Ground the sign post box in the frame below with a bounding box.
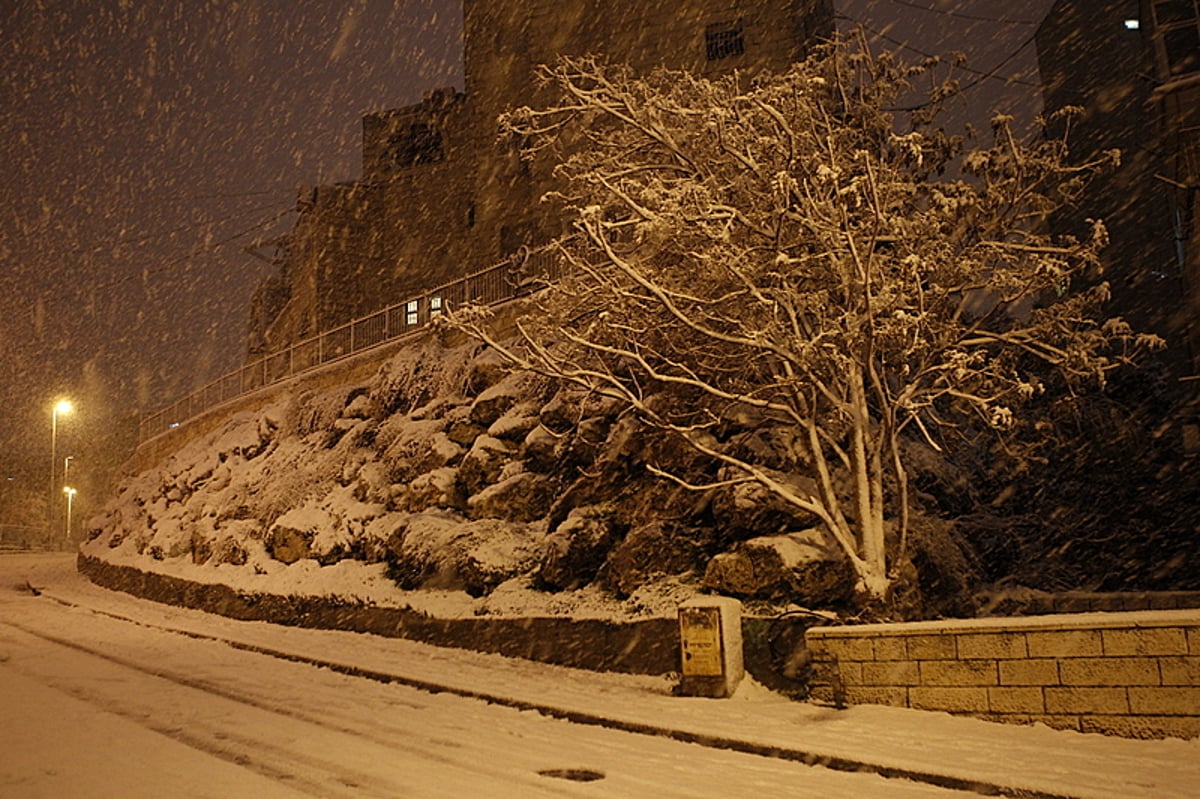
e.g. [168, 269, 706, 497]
[678, 596, 744, 698]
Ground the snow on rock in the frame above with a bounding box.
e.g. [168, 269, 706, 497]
[467, 471, 557, 522]
[604, 520, 710, 598]
[537, 503, 620, 591]
[702, 529, 855, 605]
[81, 337, 962, 621]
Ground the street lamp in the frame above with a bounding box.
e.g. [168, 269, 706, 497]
[63, 486, 77, 541]
[49, 399, 74, 544]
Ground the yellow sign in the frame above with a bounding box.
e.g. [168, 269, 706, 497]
[680, 606, 724, 677]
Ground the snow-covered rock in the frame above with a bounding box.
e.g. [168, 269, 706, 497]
[603, 521, 709, 598]
[467, 471, 557, 523]
[537, 504, 620, 591]
[701, 529, 855, 605]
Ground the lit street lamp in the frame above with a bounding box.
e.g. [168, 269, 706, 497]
[49, 399, 73, 545]
[63, 486, 77, 541]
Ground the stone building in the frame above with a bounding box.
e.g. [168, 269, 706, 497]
[247, 0, 834, 358]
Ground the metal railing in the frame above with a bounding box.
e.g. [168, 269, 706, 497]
[139, 244, 563, 443]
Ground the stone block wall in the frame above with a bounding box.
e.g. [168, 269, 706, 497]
[807, 610, 1200, 740]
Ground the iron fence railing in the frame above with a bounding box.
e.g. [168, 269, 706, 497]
[138, 244, 564, 443]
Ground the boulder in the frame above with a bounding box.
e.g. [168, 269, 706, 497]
[268, 525, 313, 564]
[458, 435, 514, 494]
[521, 424, 559, 471]
[395, 467, 465, 513]
[467, 471, 557, 523]
[603, 521, 708, 597]
[385, 512, 540, 596]
[537, 504, 620, 590]
[453, 518, 543, 597]
[446, 418, 485, 447]
[212, 535, 249, 566]
[710, 469, 822, 542]
[487, 402, 541, 442]
[469, 383, 519, 427]
[701, 528, 855, 605]
[464, 346, 509, 396]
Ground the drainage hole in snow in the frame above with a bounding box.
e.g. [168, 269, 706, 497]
[537, 768, 606, 782]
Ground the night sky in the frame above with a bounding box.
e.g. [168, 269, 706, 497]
[0, 0, 1050, 512]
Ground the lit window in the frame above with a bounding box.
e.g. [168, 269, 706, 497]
[1124, 18, 1140, 29]
[429, 296, 443, 317]
[405, 300, 419, 326]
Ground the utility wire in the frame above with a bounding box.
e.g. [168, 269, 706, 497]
[880, 0, 1041, 26]
[92, 204, 296, 293]
[71, 199, 290, 256]
[839, 14, 1041, 89]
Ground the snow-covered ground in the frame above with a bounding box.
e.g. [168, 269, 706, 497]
[3, 553, 1200, 799]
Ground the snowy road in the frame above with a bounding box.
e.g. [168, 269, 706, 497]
[0, 554, 972, 798]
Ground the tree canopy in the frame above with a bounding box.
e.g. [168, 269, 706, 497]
[452, 36, 1162, 601]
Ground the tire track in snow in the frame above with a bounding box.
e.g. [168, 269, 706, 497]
[0, 620, 591, 799]
[32, 589, 1079, 799]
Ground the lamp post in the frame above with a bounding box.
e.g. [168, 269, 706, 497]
[49, 399, 73, 546]
[63, 486, 77, 542]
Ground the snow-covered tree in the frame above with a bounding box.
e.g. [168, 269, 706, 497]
[451, 36, 1162, 602]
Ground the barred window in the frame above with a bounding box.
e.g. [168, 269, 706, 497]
[405, 299, 419, 326]
[706, 20, 745, 61]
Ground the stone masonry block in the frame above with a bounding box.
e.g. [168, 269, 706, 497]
[1028, 714, 1082, 732]
[988, 686, 1046, 714]
[835, 660, 864, 686]
[872, 637, 907, 661]
[1081, 714, 1200, 740]
[956, 632, 1028, 660]
[1027, 629, 1103, 658]
[861, 660, 920, 686]
[844, 686, 908, 706]
[1159, 656, 1200, 686]
[1127, 687, 1200, 716]
[906, 634, 956, 660]
[1188, 628, 1200, 655]
[813, 635, 875, 662]
[1045, 687, 1129, 715]
[909, 687, 989, 713]
[1059, 657, 1161, 687]
[999, 658, 1060, 687]
[919, 659, 998, 687]
[1102, 628, 1189, 657]
[809, 656, 858, 688]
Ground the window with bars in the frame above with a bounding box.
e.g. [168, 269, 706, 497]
[705, 20, 744, 61]
[405, 299, 419, 326]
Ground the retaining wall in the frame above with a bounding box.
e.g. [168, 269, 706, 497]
[806, 610, 1200, 740]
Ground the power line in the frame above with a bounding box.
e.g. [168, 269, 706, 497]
[72, 199, 290, 256]
[880, 0, 1041, 26]
[839, 14, 1041, 89]
[91, 204, 296, 294]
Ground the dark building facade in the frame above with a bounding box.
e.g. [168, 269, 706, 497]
[247, 0, 834, 358]
[1036, 0, 1199, 381]
[1037, 2, 1183, 360]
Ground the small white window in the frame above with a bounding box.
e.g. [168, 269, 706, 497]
[429, 296, 443, 317]
[1124, 18, 1140, 30]
[405, 299, 419, 326]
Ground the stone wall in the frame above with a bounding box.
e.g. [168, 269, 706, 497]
[255, 0, 836, 352]
[807, 611, 1200, 740]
